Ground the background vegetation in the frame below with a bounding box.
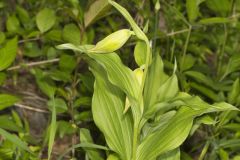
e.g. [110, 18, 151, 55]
[0, 0, 240, 159]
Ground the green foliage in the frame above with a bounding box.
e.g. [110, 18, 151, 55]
[36, 8, 56, 33]
[0, 0, 240, 159]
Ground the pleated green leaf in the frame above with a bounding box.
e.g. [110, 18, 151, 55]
[88, 52, 140, 106]
[144, 54, 168, 113]
[90, 61, 133, 160]
[137, 107, 195, 160]
[156, 74, 179, 102]
[173, 92, 238, 113]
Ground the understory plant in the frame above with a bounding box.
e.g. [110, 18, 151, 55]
[57, 1, 238, 159]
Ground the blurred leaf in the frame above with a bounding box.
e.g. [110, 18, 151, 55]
[186, 0, 199, 22]
[57, 121, 76, 138]
[73, 97, 91, 108]
[134, 40, 147, 67]
[0, 94, 19, 110]
[16, 5, 30, 26]
[109, 0, 147, 40]
[62, 23, 81, 45]
[0, 115, 23, 132]
[228, 78, 240, 104]
[107, 154, 120, 160]
[0, 72, 6, 85]
[6, 15, 20, 33]
[80, 128, 104, 160]
[23, 42, 42, 57]
[79, 72, 94, 92]
[36, 8, 56, 33]
[48, 97, 57, 160]
[47, 98, 68, 113]
[84, 0, 110, 27]
[222, 123, 240, 131]
[189, 82, 220, 101]
[221, 54, 240, 80]
[0, 32, 5, 44]
[199, 17, 232, 24]
[11, 110, 23, 128]
[59, 54, 77, 73]
[218, 139, 240, 148]
[181, 54, 196, 71]
[233, 156, 240, 160]
[58, 143, 109, 160]
[45, 29, 62, 42]
[0, 37, 18, 71]
[157, 148, 180, 160]
[205, 0, 231, 16]
[48, 69, 71, 82]
[32, 69, 56, 98]
[74, 111, 92, 121]
[181, 152, 193, 160]
[0, 128, 32, 153]
[184, 71, 216, 90]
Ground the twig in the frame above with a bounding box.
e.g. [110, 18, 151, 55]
[180, 25, 192, 72]
[18, 37, 40, 44]
[7, 58, 60, 71]
[166, 28, 190, 36]
[14, 103, 49, 113]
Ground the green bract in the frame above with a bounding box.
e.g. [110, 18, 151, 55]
[89, 29, 133, 53]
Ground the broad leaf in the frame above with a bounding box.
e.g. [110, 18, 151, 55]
[137, 107, 195, 160]
[6, 15, 20, 32]
[186, 0, 199, 22]
[88, 52, 142, 117]
[62, 23, 81, 45]
[84, 0, 110, 27]
[144, 54, 168, 114]
[0, 37, 18, 71]
[36, 8, 56, 33]
[0, 94, 19, 110]
[90, 61, 133, 160]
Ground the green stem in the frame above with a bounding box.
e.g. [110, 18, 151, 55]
[199, 141, 210, 160]
[132, 123, 139, 160]
[180, 26, 192, 72]
[217, 24, 227, 79]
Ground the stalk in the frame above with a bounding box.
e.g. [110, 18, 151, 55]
[132, 123, 139, 160]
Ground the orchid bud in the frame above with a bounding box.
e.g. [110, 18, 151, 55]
[89, 29, 133, 53]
